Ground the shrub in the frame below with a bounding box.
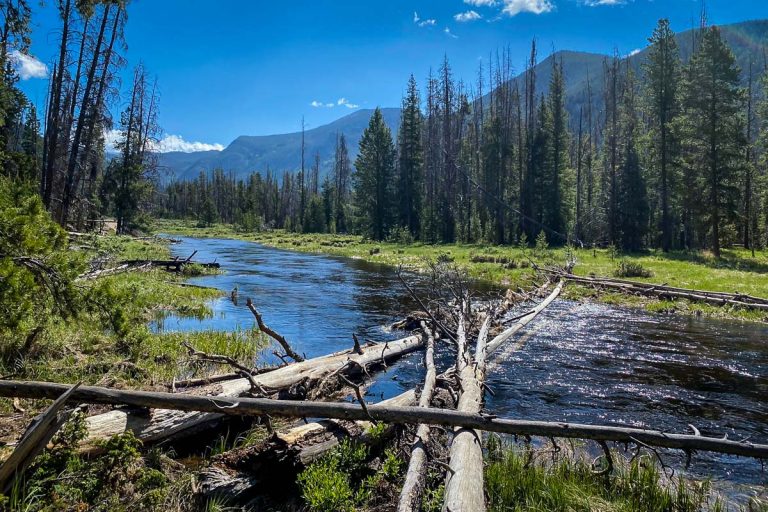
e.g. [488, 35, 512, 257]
[614, 259, 654, 278]
[298, 457, 356, 512]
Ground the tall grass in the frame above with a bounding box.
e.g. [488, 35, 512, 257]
[485, 439, 727, 512]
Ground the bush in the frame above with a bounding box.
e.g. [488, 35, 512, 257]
[298, 455, 356, 512]
[614, 259, 654, 278]
[388, 226, 415, 245]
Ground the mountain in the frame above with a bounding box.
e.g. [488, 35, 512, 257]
[159, 19, 767, 183]
[158, 108, 401, 182]
[498, 19, 768, 131]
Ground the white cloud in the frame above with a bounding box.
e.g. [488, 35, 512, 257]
[413, 11, 436, 27]
[628, 48, 642, 57]
[337, 97, 359, 108]
[501, 0, 554, 16]
[311, 98, 359, 109]
[156, 134, 225, 153]
[584, 0, 626, 5]
[103, 129, 225, 153]
[10, 50, 48, 80]
[454, 10, 482, 22]
[464, 0, 498, 6]
[444, 27, 459, 39]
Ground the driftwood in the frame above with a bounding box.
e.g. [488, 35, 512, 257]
[198, 390, 418, 501]
[397, 324, 438, 512]
[79, 335, 421, 446]
[549, 270, 768, 311]
[0, 383, 80, 491]
[76, 262, 152, 281]
[245, 298, 305, 362]
[1, 381, 765, 459]
[118, 259, 221, 271]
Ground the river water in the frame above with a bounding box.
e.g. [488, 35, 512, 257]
[157, 236, 767, 501]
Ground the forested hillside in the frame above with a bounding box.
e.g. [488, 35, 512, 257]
[160, 19, 768, 257]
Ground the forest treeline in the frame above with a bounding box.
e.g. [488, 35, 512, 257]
[1, 0, 159, 234]
[161, 20, 768, 256]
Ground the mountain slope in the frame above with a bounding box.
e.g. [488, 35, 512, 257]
[159, 19, 766, 183]
[159, 108, 400, 182]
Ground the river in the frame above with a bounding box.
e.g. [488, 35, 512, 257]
[156, 236, 767, 502]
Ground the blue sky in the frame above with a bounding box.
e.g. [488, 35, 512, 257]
[16, 0, 768, 152]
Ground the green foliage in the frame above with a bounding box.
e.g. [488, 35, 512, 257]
[396, 74, 424, 238]
[353, 108, 397, 241]
[534, 230, 549, 257]
[0, 178, 85, 344]
[297, 438, 404, 512]
[486, 442, 723, 512]
[614, 259, 654, 278]
[14, 415, 171, 512]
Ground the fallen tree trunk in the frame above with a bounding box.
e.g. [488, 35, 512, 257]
[198, 390, 418, 501]
[443, 311, 491, 512]
[118, 259, 221, 271]
[72, 335, 422, 446]
[76, 262, 153, 281]
[1, 381, 765, 458]
[397, 324, 438, 512]
[0, 383, 80, 491]
[549, 271, 768, 311]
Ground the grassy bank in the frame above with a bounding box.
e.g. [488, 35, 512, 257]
[154, 219, 768, 322]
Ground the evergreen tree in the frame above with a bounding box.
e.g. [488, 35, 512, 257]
[618, 69, 649, 251]
[332, 133, 351, 233]
[353, 108, 396, 240]
[680, 27, 745, 257]
[543, 59, 569, 238]
[644, 18, 681, 251]
[396, 74, 424, 238]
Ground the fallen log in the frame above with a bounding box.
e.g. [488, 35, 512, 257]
[198, 390, 418, 501]
[1, 381, 765, 458]
[118, 259, 221, 270]
[548, 271, 768, 311]
[77, 262, 152, 281]
[443, 310, 490, 512]
[0, 383, 80, 491]
[397, 324, 438, 512]
[79, 334, 421, 446]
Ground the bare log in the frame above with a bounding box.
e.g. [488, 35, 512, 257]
[397, 324, 438, 512]
[548, 271, 768, 310]
[80, 334, 421, 446]
[246, 298, 305, 362]
[0, 383, 80, 491]
[1, 381, 765, 458]
[487, 280, 564, 354]
[443, 311, 491, 512]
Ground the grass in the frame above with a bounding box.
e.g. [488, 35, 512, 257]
[484, 439, 768, 512]
[0, 233, 268, 417]
[154, 219, 768, 322]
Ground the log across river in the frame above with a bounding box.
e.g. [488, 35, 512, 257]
[155, 236, 767, 496]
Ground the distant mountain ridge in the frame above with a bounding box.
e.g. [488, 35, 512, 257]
[158, 19, 767, 183]
[158, 108, 401, 182]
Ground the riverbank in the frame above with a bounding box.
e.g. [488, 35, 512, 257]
[154, 219, 768, 322]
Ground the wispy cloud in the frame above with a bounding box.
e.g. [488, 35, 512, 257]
[454, 10, 482, 22]
[413, 11, 436, 27]
[628, 48, 642, 57]
[10, 50, 48, 80]
[444, 27, 459, 39]
[310, 98, 359, 109]
[501, 0, 554, 16]
[464, 0, 498, 6]
[584, 0, 626, 5]
[104, 129, 225, 153]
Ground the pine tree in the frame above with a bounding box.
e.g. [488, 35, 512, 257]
[543, 58, 569, 239]
[353, 108, 396, 240]
[332, 133, 351, 233]
[396, 74, 424, 238]
[618, 69, 649, 252]
[644, 18, 681, 251]
[680, 27, 745, 257]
